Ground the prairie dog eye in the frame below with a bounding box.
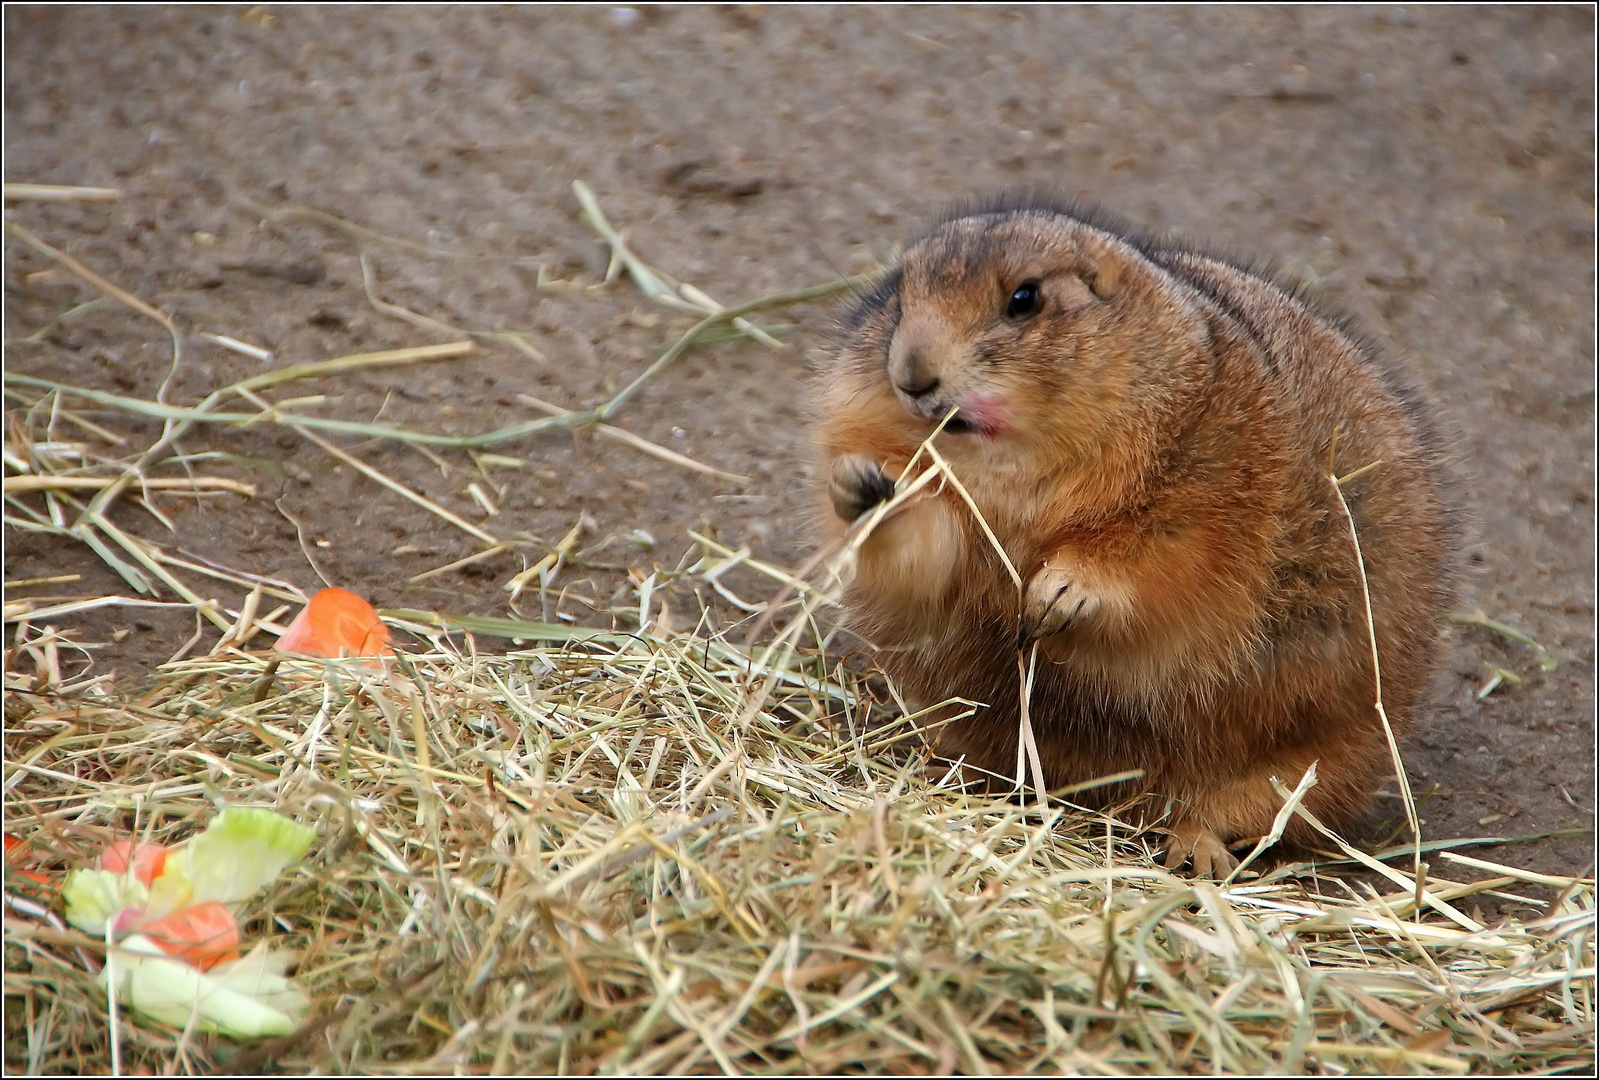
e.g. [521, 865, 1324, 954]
[1006, 281, 1043, 319]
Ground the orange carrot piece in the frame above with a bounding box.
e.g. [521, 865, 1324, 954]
[4, 834, 53, 887]
[140, 901, 242, 971]
[99, 840, 169, 887]
[276, 587, 393, 659]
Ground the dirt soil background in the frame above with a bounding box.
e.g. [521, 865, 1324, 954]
[5, 6, 1594, 880]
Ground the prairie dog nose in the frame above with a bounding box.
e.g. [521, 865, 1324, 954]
[893, 348, 940, 397]
[888, 315, 953, 398]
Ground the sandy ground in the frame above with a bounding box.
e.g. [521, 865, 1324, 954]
[5, 6, 1593, 880]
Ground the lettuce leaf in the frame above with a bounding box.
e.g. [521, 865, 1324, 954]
[104, 935, 309, 1038]
[145, 846, 194, 919]
[62, 869, 149, 936]
[183, 808, 316, 906]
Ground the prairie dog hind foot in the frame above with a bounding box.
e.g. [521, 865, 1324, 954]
[1159, 818, 1240, 879]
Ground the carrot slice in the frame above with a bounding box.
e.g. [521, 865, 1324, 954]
[4, 834, 53, 887]
[276, 587, 393, 659]
[99, 840, 169, 887]
[139, 900, 242, 970]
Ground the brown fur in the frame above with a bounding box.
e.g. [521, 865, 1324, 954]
[812, 199, 1452, 875]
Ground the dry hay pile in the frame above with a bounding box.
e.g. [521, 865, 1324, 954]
[4, 182, 1594, 1075]
[6, 633, 1593, 1075]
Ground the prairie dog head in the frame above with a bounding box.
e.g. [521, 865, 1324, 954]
[830, 207, 1213, 477]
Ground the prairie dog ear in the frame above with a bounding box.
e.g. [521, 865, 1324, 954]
[1047, 272, 1097, 313]
[1075, 242, 1123, 301]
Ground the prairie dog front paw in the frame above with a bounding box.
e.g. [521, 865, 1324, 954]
[1018, 562, 1103, 646]
[830, 455, 896, 523]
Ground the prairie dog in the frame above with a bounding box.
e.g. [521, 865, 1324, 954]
[815, 196, 1451, 875]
